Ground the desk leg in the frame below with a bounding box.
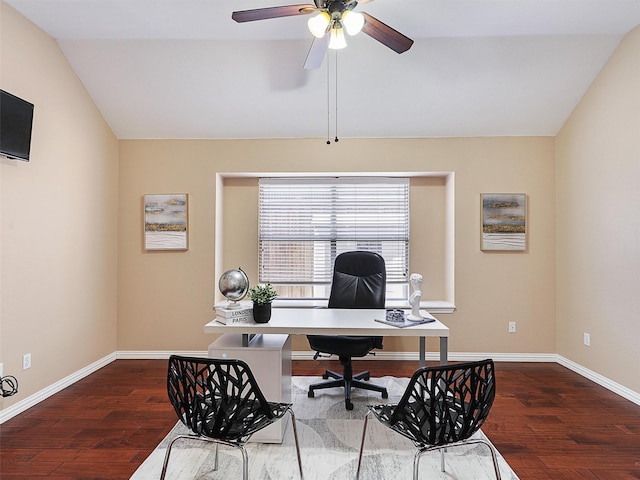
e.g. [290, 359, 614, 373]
[419, 337, 426, 368]
[242, 333, 261, 347]
[440, 337, 448, 365]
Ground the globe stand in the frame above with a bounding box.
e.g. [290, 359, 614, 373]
[225, 300, 243, 309]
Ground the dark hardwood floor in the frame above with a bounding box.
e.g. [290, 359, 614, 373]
[1, 360, 639, 479]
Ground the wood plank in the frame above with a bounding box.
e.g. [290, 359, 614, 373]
[0, 359, 638, 479]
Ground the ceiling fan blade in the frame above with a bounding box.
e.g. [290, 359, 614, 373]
[361, 12, 413, 54]
[232, 4, 316, 23]
[304, 34, 330, 69]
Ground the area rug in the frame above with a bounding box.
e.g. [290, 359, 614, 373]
[131, 376, 519, 479]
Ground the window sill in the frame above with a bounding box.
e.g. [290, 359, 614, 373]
[273, 299, 456, 314]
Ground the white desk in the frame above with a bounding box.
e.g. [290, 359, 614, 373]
[204, 308, 449, 367]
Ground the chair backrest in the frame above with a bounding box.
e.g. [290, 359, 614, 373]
[390, 359, 495, 446]
[328, 251, 386, 309]
[167, 355, 273, 441]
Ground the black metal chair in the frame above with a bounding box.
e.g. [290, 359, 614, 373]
[162, 355, 303, 480]
[307, 251, 389, 410]
[356, 359, 500, 480]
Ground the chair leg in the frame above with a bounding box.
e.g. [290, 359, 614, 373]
[160, 433, 252, 480]
[344, 377, 354, 410]
[477, 439, 502, 480]
[351, 378, 388, 397]
[239, 445, 249, 480]
[409, 439, 501, 480]
[323, 369, 342, 380]
[413, 449, 423, 480]
[160, 434, 184, 480]
[160, 434, 218, 480]
[287, 407, 304, 479]
[429, 439, 501, 480]
[355, 411, 371, 480]
[308, 378, 346, 395]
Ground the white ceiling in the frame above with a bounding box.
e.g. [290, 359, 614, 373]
[6, 0, 640, 139]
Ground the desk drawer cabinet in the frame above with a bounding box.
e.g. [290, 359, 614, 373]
[207, 333, 292, 443]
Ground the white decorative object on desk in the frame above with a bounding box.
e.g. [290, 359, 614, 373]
[407, 273, 423, 321]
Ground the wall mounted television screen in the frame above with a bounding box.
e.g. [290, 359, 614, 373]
[1, 89, 34, 162]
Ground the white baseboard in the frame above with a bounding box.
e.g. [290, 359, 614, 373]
[557, 355, 640, 406]
[2, 350, 637, 425]
[116, 350, 208, 360]
[0, 353, 117, 424]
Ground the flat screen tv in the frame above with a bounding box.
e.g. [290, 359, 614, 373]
[1, 89, 34, 162]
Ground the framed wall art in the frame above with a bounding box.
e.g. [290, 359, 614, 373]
[481, 193, 526, 251]
[144, 194, 189, 251]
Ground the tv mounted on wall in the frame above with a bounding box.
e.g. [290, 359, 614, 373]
[1, 89, 34, 162]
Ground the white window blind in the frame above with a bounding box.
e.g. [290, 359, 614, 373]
[258, 177, 409, 287]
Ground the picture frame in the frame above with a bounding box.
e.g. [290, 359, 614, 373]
[144, 194, 189, 251]
[481, 193, 526, 251]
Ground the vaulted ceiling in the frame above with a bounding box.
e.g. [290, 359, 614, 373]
[6, 0, 640, 139]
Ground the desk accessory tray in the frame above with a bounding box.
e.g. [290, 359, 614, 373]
[375, 317, 436, 328]
[375, 309, 436, 328]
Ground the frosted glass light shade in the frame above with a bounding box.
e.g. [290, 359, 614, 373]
[342, 10, 364, 36]
[328, 27, 347, 49]
[308, 12, 331, 38]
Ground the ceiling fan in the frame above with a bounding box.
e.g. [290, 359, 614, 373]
[231, 0, 414, 69]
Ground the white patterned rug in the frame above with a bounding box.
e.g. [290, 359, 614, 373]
[131, 376, 519, 480]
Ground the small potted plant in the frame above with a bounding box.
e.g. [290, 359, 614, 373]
[247, 283, 278, 323]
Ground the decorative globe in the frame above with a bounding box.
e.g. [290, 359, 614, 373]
[218, 268, 249, 308]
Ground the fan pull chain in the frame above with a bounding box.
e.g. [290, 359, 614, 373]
[334, 50, 339, 143]
[326, 51, 331, 144]
[326, 49, 339, 145]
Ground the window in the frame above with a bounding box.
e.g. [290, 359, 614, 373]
[258, 177, 409, 300]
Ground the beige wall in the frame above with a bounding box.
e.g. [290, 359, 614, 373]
[117, 137, 556, 355]
[0, 4, 119, 409]
[556, 26, 640, 393]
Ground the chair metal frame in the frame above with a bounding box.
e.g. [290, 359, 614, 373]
[161, 355, 303, 480]
[356, 359, 500, 480]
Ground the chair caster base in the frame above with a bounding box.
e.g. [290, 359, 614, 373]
[346, 400, 354, 410]
[382, 390, 388, 399]
[308, 390, 315, 398]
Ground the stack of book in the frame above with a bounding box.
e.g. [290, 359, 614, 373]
[215, 302, 254, 324]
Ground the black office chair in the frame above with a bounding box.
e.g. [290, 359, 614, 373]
[356, 359, 500, 480]
[307, 250, 389, 410]
[162, 355, 303, 480]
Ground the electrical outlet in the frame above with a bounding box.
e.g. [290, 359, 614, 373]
[23, 353, 32, 370]
[508, 322, 517, 333]
[584, 333, 591, 347]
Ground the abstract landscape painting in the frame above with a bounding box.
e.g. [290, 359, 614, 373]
[481, 193, 526, 251]
[144, 194, 188, 250]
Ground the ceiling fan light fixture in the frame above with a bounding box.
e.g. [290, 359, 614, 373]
[308, 11, 331, 38]
[328, 27, 347, 49]
[342, 10, 364, 36]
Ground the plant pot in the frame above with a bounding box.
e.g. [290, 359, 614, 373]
[252, 302, 272, 323]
